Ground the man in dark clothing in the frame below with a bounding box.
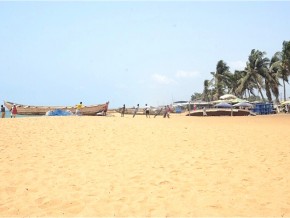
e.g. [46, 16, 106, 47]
[1, 105, 5, 118]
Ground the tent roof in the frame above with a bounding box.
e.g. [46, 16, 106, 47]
[220, 94, 237, 100]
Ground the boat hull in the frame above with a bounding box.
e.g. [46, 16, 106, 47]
[186, 109, 256, 116]
[4, 101, 108, 116]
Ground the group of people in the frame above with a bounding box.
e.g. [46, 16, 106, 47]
[162, 105, 171, 118]
[132, 104, 152, 118]
[121, 104, 171, 118]
[1, 104, 17, 118]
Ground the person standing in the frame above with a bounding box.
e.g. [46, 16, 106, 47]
[203, 107, 207, 116]
[75, 102, 83, 116]
[121, 104, 126, 117]
[133, 104, 139, 118]
[163, 106, 170, 118]
[10, 104, 17, 118]
[145, 104, 150, 118]
[1, 105, 5, 118]
[163, 106, 167, 118]
[285, 104, 289, 113]
[166, 105, 170, 118]
[103, 101, 109, 116]
[154, 107, 162, 118]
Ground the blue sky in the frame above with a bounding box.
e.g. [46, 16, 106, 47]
[1, 1, 290, 108]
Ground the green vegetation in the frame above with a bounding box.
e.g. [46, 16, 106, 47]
[194, 40, 290, 103]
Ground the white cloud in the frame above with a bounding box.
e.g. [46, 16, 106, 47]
[228, 60, 246, 71]
[151, 74, 175, 85]
[175, 70, 200, 78]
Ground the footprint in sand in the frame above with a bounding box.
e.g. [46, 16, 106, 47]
[159, 180, 170, 185]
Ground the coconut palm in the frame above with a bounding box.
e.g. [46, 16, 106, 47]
[269, 41, 290, 101]
[202, 79, 211, 102]
[237, 49, 270, 102]
[225, 70, 243, 97]
[268, 52, 281, 103]
[245, 79, 259, 99]
[279, 41, 290, 101]
[192, 41, 290, 104]
[211, 60, 230, 100]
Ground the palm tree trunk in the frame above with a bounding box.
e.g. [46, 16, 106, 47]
[254, 77, 266, 102]
[283, 79, 286, 101]
[258, 88, 265, 102]
[265, 82, 272, 102]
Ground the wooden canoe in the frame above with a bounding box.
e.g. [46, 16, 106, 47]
[4, 101, 108, 116]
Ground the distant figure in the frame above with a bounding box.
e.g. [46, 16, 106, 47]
[145, 104, 150, 118]
[103, 101, 109, 116]
[154, 107, 162, 118]
[163, 106, 167, 118]
[10, 104, 17, 118]
[76, 101, 83, 116]
[285, 104, 289, 113]
[163, 105, 170, 118]
[276, 105, 280, 114]
[1, 105, 5, 118]
[121, 104, 126, 117]
[133, 104, 139, 118]
[166, 105, 170, 118]
[187, 104, 191, 113]
[203, 107, 207, 116]
[193, 104, 197, 111]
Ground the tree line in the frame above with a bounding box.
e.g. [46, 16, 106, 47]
[191, 40, 290, 104]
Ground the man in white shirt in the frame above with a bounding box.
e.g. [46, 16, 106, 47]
[133, 104, 139, 118]
[145, 104, 150, 118]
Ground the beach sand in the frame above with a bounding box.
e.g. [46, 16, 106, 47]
[0, 113, 290, 217]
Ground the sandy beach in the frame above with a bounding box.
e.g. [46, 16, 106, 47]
[0, 113, 290, 217]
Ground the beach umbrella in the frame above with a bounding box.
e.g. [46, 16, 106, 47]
[229, 98, 248, 104]
[214, 102, 233, 108]
[233, 102, 254, 108]
[281, 100, 290, 105]
[250, 100, 263, 104]
[211, 99, 231, 104]
[220, 94, 236, 100]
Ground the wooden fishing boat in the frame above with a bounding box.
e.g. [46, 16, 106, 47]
[4, 101, 108, 116]
[186, 108, 256, 116]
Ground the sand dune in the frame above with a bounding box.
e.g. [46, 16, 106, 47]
[0, 114, 290, 216]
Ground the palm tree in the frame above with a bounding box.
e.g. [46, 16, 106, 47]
[268, 52, 281, 103]
[269, 41, 290, 101]
[211, 60, 230, 100]
[237, 49, 270, 102]
[280, 41, 290, 101]
[226, 70, 243, 97]
[245, 78, 259, 99]
[202, 80, 211, 102]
